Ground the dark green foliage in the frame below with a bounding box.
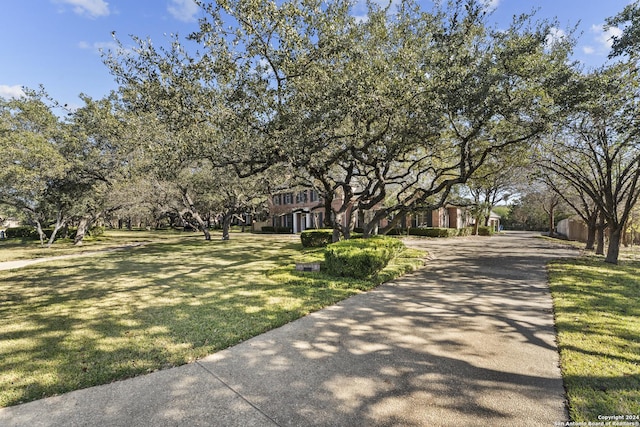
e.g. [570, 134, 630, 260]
[456, 227, 474, 236]
[4, 227, 36, 239]
[89, 225, 105, 237]
[324, 236, 405, 279]
[300, 229, 334, 247]
[4, 226, 79, 241]
[386, 228, 409, 236]
[404, 227, 474, 237]
[408, 227, 456, 237]
[260, 226, 292, 233]
[477, 226, 494, 236]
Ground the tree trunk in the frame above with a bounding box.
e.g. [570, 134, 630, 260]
[46, 211, 66, 248]
[74, 217, 89, 246]
[585, 215, 597, 251]
[363, 208, 393, 238]
[221, 214, 232, 241]
[47, 216, 65, 248]
[193, 211, 211, 240]
[596, 216, 606, 255]
[377, 209, 407, 236]
[362, 217, 379, 238]
[332, 212, 343, 242]
[548, 207, 555, 238]
[605, 227, 622, 264]
[181, 189, 211, 240]
[34, 220, 46, 247]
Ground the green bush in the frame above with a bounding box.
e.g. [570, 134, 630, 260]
[386, 228, 409, 236]
[89, 225, 105, 237]
[260, 226, 292, 233]
[408, 227, 458, 237]
[300, 229, 334, 247]
[5, 226, 36, 239]
[5, 226, 81, 241]
[457, 227, 474, 237]
[477, 226, 494, 236]
[324, 236, 405, 279]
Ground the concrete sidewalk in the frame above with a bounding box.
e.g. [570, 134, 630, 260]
[0, 232, 578, 426]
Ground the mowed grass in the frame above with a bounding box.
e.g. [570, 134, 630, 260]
[549, 256, 640, 421]
[0, 232, 424, 407]
[0, 229, 188, 262]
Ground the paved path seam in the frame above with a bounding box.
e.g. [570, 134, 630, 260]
[195, 361, 282, 426]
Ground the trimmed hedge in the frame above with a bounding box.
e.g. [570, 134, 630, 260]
[261, 226, 292, 233]
[300, 229, 334, 247]
[89, 225, 104, 237]
[394, 227, 474, 237]
[457, 227, 474, 237]
[324, 236, 405, 279]
[4, 227, 36, 239]
[4, 226, 79, 241]
[408, 227, 456, 237]
[477, 226, 495, 236]
[386, 228, 409, 236]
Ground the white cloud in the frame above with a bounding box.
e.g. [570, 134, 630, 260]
[78, 40, 119, 53]
[482, 0, 500, 12]
[545, 27, 567, 47]
[78, 40, 130, 57]
[54, 0, 110, 18]
[590, 24, 623, 52]
[167, 0, 199, 23]
[0, 85, 26, 99]
[582, 46, 595, 55]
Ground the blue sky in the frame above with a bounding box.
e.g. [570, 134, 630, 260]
[0, 0, 632, 107]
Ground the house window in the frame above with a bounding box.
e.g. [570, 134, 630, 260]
[272, 195, 281, 205]
[310, 190, 318, 202]
[283, 214, 293, 228]
[296, 191, 308, 204]
[284, 193, 293, 204]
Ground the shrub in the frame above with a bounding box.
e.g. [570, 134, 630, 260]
[457, 227, 474, 237]
[386, 228, 409, 236]
[408, 227, 458, 237]
[6, 226, 83, 241]
[324, 236, 405, 279]
[89, 225, 105, 237]
[5, 226, 36, 239]
[477, 226, 494, 236]
[300, 229, 334, 247]
[261, 226, 292, 233]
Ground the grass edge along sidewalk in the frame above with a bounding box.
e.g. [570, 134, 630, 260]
[0, 234, 424, 408]
[548, 256, 640, 422]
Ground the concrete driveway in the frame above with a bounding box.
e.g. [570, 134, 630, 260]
[0, 231, 578, 426]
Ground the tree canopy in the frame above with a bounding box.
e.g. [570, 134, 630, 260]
[2, 0, 639, 264]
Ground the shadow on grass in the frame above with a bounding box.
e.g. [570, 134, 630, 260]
[549, 257, 640, 420]
[1, 232, 577, 425]
[0, 235, 378, 407]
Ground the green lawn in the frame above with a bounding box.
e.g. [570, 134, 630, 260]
[0, 228, 189, 262]
[0, 232, 424, 407]
[549, 256, 640, 421]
